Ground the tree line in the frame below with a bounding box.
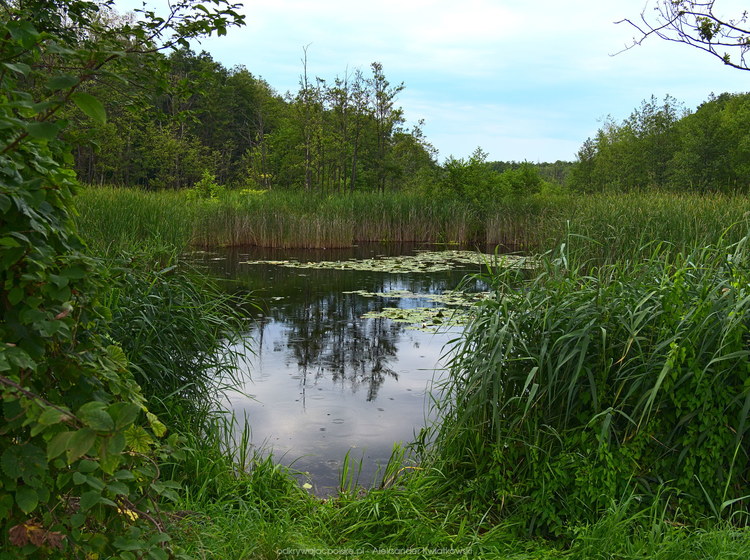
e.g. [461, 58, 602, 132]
[569, 92, 750, 193]
[66, 45, 441, 193]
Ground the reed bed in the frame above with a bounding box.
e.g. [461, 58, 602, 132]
[424, 233, 750, 536]
[75, 186, 199, 255]
[76, 187, 750, 259]
[74, 185, 750, 557]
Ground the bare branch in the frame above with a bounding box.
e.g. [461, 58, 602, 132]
[614, 1, 750, 71]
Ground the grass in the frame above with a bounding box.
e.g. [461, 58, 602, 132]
[98, 247, 253, 421]
[422, 231, 750, 537]
[76, 186, 750, 558]
[76, 186, 750, 258]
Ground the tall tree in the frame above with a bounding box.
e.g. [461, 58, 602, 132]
[369, 62, 404, 192]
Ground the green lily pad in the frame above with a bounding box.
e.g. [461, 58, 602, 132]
[239, 250, 532, 274]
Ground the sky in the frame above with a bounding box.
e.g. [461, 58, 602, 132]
[117, 0, 748, 163]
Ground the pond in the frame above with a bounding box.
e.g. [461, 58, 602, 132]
[197, 243, 513, 495]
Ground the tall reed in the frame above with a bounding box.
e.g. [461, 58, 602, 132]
[77, 187, 750, 257]
[425, 233, 750, 535]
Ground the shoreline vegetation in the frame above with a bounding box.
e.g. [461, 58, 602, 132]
[5, 1, 750, 556]
[76, 185, 750, 256]
[70, 185, 750, 558]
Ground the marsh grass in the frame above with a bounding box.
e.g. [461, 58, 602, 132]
[98, 248, 253, 422]
[76, 187, 750, 258]
[424, 232, 750, 536]
[76, 186, 750, 557]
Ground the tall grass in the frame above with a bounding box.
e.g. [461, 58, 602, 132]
[75, 186, 199, 255]
[424, 232, 750, 535]
[76, 186, 750, 256]
[98, 248, 252, 423]
[76, 185, 750, 556]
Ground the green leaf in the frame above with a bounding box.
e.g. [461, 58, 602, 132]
[148, 547, 169, 560]
[0, 448, 22, 479]
[109, 402, 141, 430]
[47, 431, 74, 460]
[113, 470, 135, 481]
[45, 41, 75, 55]
[107, 432, 126, 455]
[146, 412, 167, 438]
[2, 62, 31, 76]
[78, 459, 99, 473]
[79, 489, 101, 511]
[38, 406, 69, 426]
[7, 286, 24, 306]
[72, 471, 87, 485]
[26, 121, 60, 140]
[46, 74, 79, 90]
[15, 486, 38, 514]
[2, 444, 46, 483]
[71, 92, 107, 124]
[107, 481, 129, 495]
[79, 401, 114, 432]
[84, 474, 105, 491]
[99, 452, 121, 475]
[125, 426, 152, 453]
[66, 428, 97, 464]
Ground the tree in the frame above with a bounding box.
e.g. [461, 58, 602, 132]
[618, 1, 750, 71]
[369, 62, 404, 192]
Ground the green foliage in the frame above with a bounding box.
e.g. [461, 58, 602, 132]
[426, 237, 750, 535]
[0, 0, 243, 557]
[68, 47, 439, 193]
[186, 170, 225, 200]
[570, 93, 750, 193]
[439, 147, 508, 206]
[100, 250, 250, 420]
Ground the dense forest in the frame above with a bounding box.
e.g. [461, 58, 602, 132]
[570, 92, 750, 193]
[63, 43, 574, 196]
[65, 46, 438, 192]
[66, 40, 750, 197]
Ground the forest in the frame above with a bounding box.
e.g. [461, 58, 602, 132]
[61, 39, 750, 198]
[4, 0, 750, 559]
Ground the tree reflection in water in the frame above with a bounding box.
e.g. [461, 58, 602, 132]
[198, 243, 484, 490]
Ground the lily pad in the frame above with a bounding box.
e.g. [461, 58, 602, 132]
[239, 250, 532, 274]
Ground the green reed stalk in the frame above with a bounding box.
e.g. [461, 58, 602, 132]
[425, 232, 750, 535]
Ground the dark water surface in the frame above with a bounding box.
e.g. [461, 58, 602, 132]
[198, 243, 488, 494]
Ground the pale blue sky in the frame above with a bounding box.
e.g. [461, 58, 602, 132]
[118, 0, 747, 162]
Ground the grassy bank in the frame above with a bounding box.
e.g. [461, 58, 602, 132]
[76, 187, 750, 558]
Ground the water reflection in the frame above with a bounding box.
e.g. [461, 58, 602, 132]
[199, 243, 485, 493]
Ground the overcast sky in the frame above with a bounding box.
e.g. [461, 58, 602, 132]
[119, 0, 748, 162]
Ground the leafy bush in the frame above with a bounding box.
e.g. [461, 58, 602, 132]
[187, 170, 225, 200]
[0, 2, 243, 557]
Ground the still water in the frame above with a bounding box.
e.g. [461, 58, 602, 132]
[199, 243, 488, 494]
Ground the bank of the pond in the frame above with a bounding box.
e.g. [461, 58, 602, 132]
[75, 186, 750, 260]
[166, 237, 750, 559]
[76, 190, 750, 559]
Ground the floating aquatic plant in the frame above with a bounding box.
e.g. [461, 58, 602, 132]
[239, 250, 531, 274]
